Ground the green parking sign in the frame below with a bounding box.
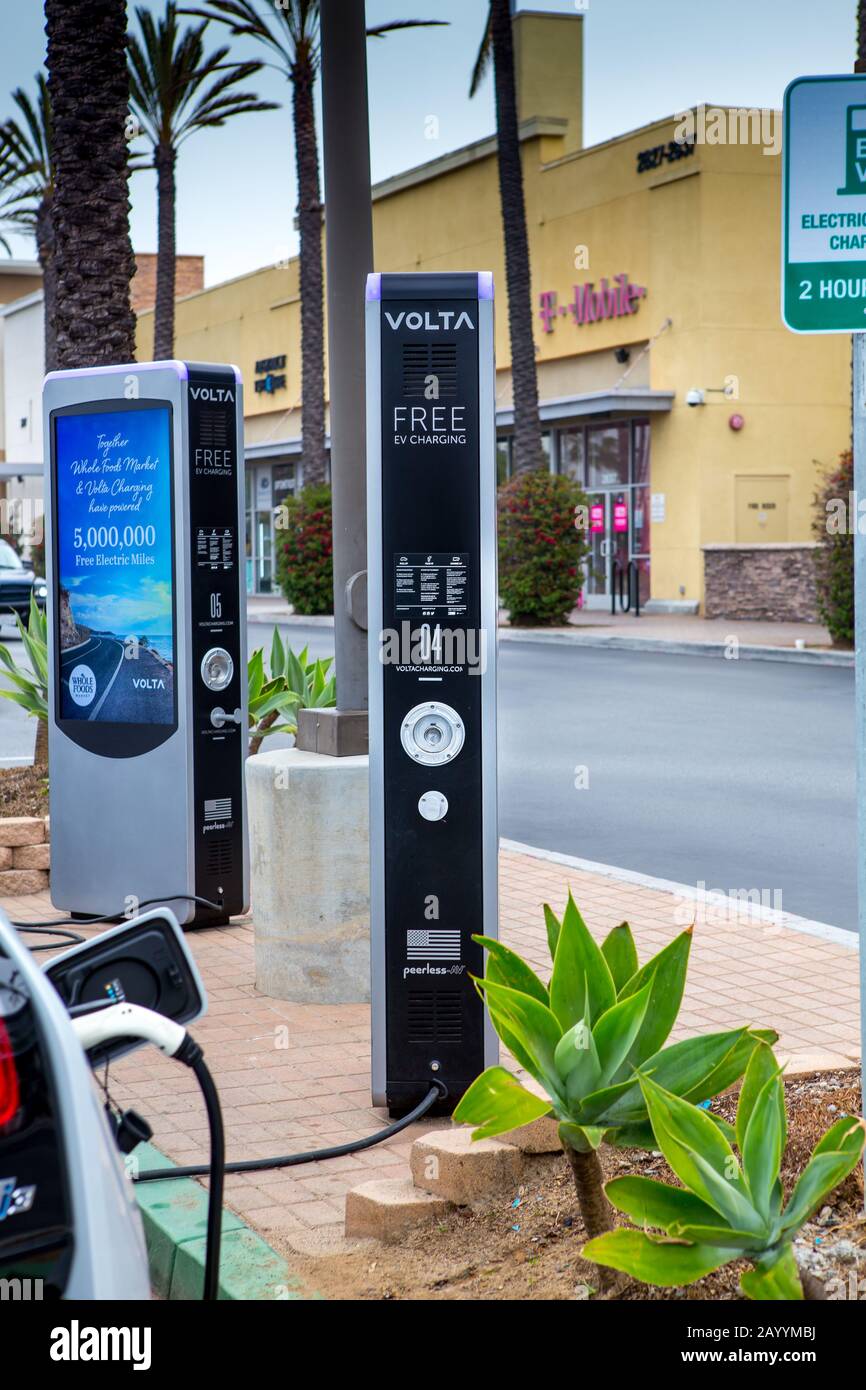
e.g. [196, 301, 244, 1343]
[783, 74, 866, 333]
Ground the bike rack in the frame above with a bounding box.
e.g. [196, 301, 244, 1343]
[611, 559, 641, 618]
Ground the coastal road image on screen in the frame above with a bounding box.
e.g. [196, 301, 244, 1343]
[54, 404, 175, 726]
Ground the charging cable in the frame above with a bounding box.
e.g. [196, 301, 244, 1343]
[134, 1079, 447, 1182]
[13, 893, 225, 933]
[71, 1004, 225, 1302]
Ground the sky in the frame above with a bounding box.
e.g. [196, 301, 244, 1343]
[0, 0, 859, 286]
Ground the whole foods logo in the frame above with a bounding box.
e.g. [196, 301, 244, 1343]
[68, 664, 96, 707]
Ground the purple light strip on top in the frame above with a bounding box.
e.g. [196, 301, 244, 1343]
[366, 272, 382, 301]
[477, 271, 494, 300]
[44, 359, 189, 383]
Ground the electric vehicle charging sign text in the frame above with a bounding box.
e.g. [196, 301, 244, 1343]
[54, 404, 175, 724]
[783, 74, 866, 332]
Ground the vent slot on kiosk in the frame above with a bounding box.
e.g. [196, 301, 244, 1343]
[402, 342, 458, 397]
[407, 989, 463, 1044]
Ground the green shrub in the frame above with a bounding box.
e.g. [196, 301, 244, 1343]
[453, 895, 774, 1243]
[583, 1042, 865, 1300]
[0, 592, 48, 765]
[813, 450, 853, 646]
[248, 627, 335, 755]
[275, 483, 333, 615]
[497, 469, 589, 626]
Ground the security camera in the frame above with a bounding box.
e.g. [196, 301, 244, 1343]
[686, 388, 705, 407]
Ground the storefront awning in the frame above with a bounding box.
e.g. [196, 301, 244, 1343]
[495, 387, 675, 428]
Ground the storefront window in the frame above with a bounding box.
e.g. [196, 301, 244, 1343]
[245, 470, 254, 594]
[587, 423, 629, 487]
[496, 436, 511, 485]
[559, 428, 585, 484]
[631, 420, 651, 565]
[272, 461, 296, 524]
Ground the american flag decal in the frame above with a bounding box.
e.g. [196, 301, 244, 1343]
[406, 929, 461, 961]
[204, 797, 232, 822]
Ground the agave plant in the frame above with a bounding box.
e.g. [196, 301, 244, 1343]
[454, 893, 774, 1240]
[583, 1042, 866, 1300]
[0, 593, 48, 765]
[248, 626, 336, 754]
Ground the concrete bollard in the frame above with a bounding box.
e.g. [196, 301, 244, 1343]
[245, 747, 370, 1003]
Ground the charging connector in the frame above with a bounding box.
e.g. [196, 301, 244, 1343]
[71, 1002, 187, 1058]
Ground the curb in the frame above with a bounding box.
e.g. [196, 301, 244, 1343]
[250, 611, 852, 666]
[132, 1141, 320, 1302]
[498, 629, 853, 666]
[500, 838, 858, 948]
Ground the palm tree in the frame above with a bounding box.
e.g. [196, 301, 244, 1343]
[0, 76, 57, 369]
[44, 0, 137, 369]
[128, 3, 278, 360]
[182, 1, 445, 486]
[471, 0, 543, 475]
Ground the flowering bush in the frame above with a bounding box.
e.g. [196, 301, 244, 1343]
[813, 450, 853, 646]
[276, 483, 333, 615]
[497, 469, 590, 626]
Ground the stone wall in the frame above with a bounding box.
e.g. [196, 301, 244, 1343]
[0, 815, 50, 895]
[702, 544, 820, 622]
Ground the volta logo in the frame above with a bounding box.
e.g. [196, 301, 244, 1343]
[132, 678, 165, 691]
[68, 664, 97, 707]
[385, 309, 475, 332]
[190, 385, 234, 403]
[0, 1176, 37, 1222]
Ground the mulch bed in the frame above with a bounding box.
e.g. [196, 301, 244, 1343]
[277, 1069, 864, 1301]
[0, 763, 48, 819]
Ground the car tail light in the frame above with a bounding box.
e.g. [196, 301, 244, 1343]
[0, 1017, 19, 1127]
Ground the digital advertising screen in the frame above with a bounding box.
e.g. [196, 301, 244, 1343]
[53, 404, 175, 726]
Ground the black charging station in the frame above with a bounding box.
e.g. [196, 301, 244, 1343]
[366, 271, 499, 1116]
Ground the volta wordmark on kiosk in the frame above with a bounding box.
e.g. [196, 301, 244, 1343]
[366, 271, 499, 1115]
[44, 362, 248, 926]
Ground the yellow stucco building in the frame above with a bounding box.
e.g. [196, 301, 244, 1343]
[137, 9, 850, 616]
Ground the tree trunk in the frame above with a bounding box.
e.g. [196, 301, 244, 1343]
[490, 0, 543, 476]
[34, 716, 48, 768]
[563, 1143, 615, 1241]
[292, 50, 327, 487]
[36, 199, 58, 374]
[248, 708, 279, 757]
[153, 144, 177, 361]
[44, 0, 137, 370]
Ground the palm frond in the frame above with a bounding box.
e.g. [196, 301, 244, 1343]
[177, 1, 300, 70]
[0, 71, 54, 230]
[366, 19, 448, 39]
[469, 10, 493, 97]
[128, 1, 279, 150]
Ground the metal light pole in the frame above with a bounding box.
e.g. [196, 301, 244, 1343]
[296, 0, 372, 756]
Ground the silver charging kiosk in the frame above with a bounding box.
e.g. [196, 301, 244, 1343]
[43, 361, 249, 926]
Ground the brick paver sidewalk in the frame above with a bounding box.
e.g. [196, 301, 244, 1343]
[7, 845, 858, 1245]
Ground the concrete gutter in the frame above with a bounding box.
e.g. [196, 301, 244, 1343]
[133, 1141, 320, 1301]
